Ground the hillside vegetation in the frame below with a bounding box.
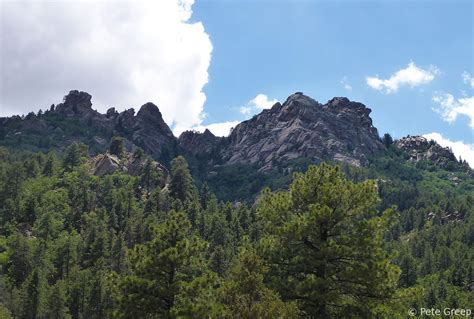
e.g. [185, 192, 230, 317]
[0, 140, 472, 318]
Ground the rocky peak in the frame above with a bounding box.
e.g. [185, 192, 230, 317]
[136, 102, 174, 138]
[327, 97, 350, 107]
[1, 90, 178, 164]
[284, 92, 320, 108]
[220, 93, 384, 170]
[106, 107, 118, 118]
[178, 129, 222, 156]
[394, 135, 467, 170]
[122, 102, 177, 162]
[137, 102, 162, 119]
[54, 90, 94, 116]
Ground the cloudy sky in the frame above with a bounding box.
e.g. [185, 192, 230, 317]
[0, 0, 473, 166]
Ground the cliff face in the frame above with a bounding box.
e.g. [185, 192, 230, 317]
[87, 151, 168, 186]
[3, 90, 468, 173]
[0, 90, 177, 163]
[178, 129, 222, 156]
[179, 92, 385, 170]
[395, 135, 469, 170]
[221, 93, 384, 170]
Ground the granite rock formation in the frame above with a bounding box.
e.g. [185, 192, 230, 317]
[180, 92, 385, 170]
[395, 135, 469, 170]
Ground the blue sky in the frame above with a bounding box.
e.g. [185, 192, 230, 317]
[192, 0, 472, 143]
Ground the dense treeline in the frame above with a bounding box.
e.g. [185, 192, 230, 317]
[0, 140, 472, 318]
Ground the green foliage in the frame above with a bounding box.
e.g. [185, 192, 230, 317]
[219, 246, 299, 318]
[0, 147, 471, 318]
[109, 136, 125, 158]
[257, 164, 400, 317]
[114, 211, 211, 318]
[382, 133, 394, 148]
[169, 156, 196, 203]
[62, 142, 88, 172]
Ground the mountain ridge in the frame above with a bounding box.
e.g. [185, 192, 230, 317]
[0, 90, 469, 173]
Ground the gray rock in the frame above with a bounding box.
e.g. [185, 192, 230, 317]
[394, 135, 467, 170]
[216, 93, 384, 170]
[178, 129, 222, 156]
[88, 151, 169, 186]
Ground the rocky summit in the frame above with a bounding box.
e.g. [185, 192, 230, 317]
[178, 129, 222, 156]
[0, 90, 177, 163]
[1, 90, 469, 173]
[395, 135, 470, 170]
[180, 92, 385, 170]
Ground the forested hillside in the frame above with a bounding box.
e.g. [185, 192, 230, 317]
[0, 136, 472, 318]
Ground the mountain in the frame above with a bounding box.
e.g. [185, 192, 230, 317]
[1, 90, 468, 175]
[394, 135, 470, 170]
[1, 91, 473, 319]
[179, 92, 384, 171]
[0, 90, 177, 163]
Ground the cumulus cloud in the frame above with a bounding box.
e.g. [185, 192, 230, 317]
[192, 120, 241, 137]
[366, 62, 438, 93]
[239, 93, 279, 116]
[250, 94, 279, 110]
[422, 132, 474, 168]
[432, 93, 474, 128]
[462, 71, 474, 88]
[0, 0, 212, 133]
[239, 106, 252, 116]
[340, 76, 352, 91]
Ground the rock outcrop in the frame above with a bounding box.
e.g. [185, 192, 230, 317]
[178, 129, 222, 156]
[54, 90, 95, 117]
[180, 93, 382, 171]
[395, 135, 468, 170]
[88, 151, 168, 186]
[224, 94, 384, 170]
[0, 90, 177, 163]
[5, 90, 468, 174]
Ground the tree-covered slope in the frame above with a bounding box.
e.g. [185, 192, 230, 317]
[0, 141, 472, 318]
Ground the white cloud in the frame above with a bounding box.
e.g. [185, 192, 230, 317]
[239, 93, 279, 117]
[250, 94, 279, 110]
[239, 106, 252, 116]
[422, 132, 474, 168]
[0, 0, 212, 133]
[340, 76, 352, 91]
[432, 93, 474, 128]
[192, 120, 241, 137]
[462, 71, 474, 88]
[366, 62, 438, 93]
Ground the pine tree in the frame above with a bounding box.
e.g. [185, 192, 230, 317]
[6, 234, 32, 288]
[257, 164, 400, 317]
[109, 136, 124, 158]
[62, 143, 88, 172]
[115, 211, 210, 318]
[219, 246, 299, 318]
[20, 268, 47, 319]
[45, 281, 71, 319]
[169, 156, 196, 203]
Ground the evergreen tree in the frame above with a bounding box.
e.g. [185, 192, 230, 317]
[45, 281, 70, 319]
[62, 143, 88, 172]
[6, 234, 32, 288]
[109, 136, 125, 158]
[115, 211, 210, 318]
[257, 164, 400, 317]
[169, 156, 196, 203]
[42, 152, 57, 177]
[220, 246, 299, 318]
[382, 133, 394, 148]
